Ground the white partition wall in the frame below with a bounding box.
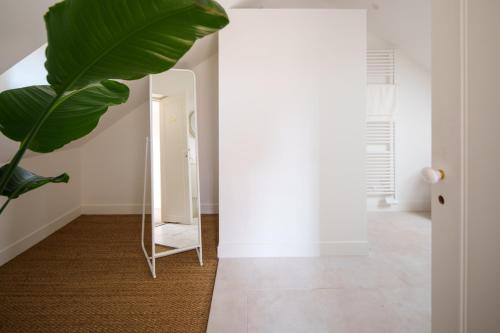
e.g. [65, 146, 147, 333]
[219, 9, 367, 257]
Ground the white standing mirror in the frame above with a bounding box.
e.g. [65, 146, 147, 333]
[142, 69, 202, 278]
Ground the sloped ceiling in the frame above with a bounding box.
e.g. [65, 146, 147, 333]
[0, 0, 218, 72]
[0, 0, 430, 73]
[183, 0, 431, 70]
[0, 0, 54, 74]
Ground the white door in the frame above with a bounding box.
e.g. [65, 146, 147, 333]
[432, 1, 500, 332]
[159, 95, 192, 224]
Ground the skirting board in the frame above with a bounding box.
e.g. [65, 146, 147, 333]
[218, 241, 368, 258]
[0, 207, 81, 266]
[81, 204, 151, 215]
[82, 204, 214, 215]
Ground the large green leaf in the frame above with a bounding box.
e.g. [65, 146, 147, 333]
[0, 80, 129, 153]
[45, 0, 229, 92]
[0, 165, 69, 199]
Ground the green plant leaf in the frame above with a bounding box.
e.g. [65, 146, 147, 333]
[0, 80, 129, 153]
[0, 165, 69, 199]
[44, 0, 229, 93]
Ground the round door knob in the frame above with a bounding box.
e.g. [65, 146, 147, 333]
[421, 167, 445, 184]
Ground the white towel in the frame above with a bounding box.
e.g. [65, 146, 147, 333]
[367, 85, 396, 116]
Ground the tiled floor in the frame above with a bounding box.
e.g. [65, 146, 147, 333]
[207, 212, 431, 333]
[155, 222, 198, 248]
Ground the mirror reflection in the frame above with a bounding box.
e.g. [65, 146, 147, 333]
[150, 70, 201, 266]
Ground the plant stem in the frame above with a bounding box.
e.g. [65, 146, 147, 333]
[0, 198, 12, 215]
[0, 93, 63, 196]
[0, 183, 25, 215]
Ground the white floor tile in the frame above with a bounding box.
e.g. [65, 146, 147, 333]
[207, 288, 247, 333]
[247, 289, 347, 333]
[208, 212, 431, 333]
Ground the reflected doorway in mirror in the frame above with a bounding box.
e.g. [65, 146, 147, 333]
[142, 69, 202, 278]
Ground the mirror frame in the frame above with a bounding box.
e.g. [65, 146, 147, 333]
[142, 69, 203, 278]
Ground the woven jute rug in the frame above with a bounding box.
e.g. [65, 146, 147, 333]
[0, 214, 219, 333]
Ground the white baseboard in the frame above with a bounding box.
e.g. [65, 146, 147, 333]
[82, 203, 215, 215]
[367, 199, 431, 212]
[82, 204, 221, 215]
[0, 207, 81, 266]
[81, 204, 151, 215]
[201, 203, 218, 214]
[217, 241, 368, 258]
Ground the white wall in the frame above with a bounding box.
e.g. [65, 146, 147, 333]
[80, 63, 221, 215]
[177, 33, 433, 217]
[81, 103, 150, 214]
[0, 148, 82, 265]
[193, 54, 220, 214]
[393, 51, 431, 211]
[80, 70, 220, 215]
[219, 9, 367, 257]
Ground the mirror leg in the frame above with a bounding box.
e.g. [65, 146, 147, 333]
[196, 246, 203, 266]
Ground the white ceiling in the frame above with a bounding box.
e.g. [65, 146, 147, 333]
[0, 0, 53, 74]
[181, 0, 431, 69]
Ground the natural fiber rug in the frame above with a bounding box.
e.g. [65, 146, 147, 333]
[0, 214, 219, 333]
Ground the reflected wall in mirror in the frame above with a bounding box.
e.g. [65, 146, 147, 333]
[145, 70, 201, 278]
